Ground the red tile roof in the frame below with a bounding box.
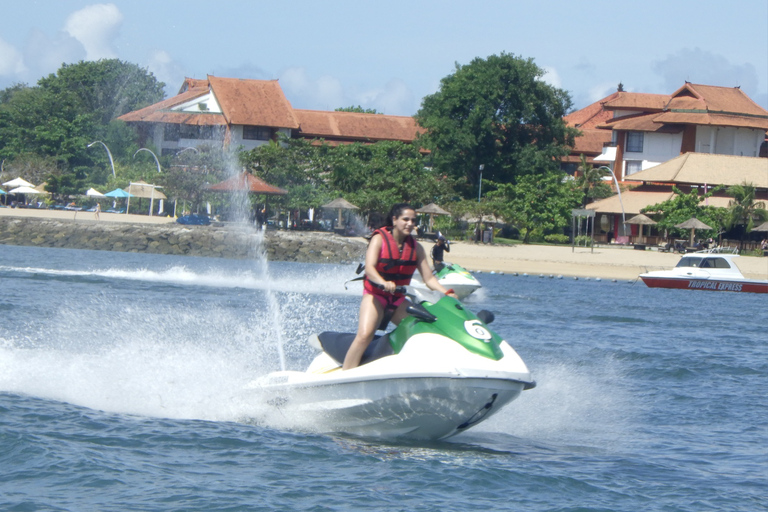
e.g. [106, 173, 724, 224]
[294, 110, 422, 142]
[208, 76, 299, 129]
[601, 92, 670, 111]
[208, 171, 287, 195]
[118, 77, 222, 124]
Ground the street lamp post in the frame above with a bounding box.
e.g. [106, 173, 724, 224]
[133, 148, 162, 174]
[477, 164, 484, 202]
[597, 166, 627, 236]
[87, 141, 116, 178]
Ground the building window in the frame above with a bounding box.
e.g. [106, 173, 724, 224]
[625, 160, 642, 176]
[626, 131, 644, 152]
[164, 124, 180, 141]
[243, 125, 273, 141]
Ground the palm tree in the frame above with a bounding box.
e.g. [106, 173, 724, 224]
[726, 182, 768, 251]
[576, 155, 612, 208]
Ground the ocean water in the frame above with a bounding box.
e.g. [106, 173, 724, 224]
[1, 243, 766, 511]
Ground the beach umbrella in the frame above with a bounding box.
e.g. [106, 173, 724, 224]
[416, 203, 450, 232]
[8, 185, 43, 195]
[753, 220, 768, 232]
[625, 213, 657, 244]
[0, 188, 5, 194]
[675, 217, 712, 246]
[86, 188, 105, 197]
[322, 197, 359, 229]
[2, 177, 34, 188]
[104, 188, 134, 198]
[104, 188, 134, 211]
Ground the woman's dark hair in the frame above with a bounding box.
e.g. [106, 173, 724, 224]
[385, 203, 415, 227]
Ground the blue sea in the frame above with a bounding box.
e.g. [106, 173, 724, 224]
[1, 243, 766, 511]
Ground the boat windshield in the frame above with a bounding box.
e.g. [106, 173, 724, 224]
[676, 257, 703, 268]
[699, 257, 732, 269]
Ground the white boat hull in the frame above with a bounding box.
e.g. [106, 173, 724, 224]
[246, 334, 533, 440]
[254, 374, 524, 440]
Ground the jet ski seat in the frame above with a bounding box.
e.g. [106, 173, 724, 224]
[317, 332, 395, 367]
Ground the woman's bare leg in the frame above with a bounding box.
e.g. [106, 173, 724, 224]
[342, 294, 384, 370]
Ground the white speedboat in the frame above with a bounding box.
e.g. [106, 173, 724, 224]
[639, 251, 768, 294]
[247, 287, 535, 440]
[412, 262, 482, 299]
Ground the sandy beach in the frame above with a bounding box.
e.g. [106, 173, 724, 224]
[424, 239, 768, 282]
[3, 207, 767, 281]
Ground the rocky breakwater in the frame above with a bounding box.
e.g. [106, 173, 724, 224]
[0, 217, 367, 263]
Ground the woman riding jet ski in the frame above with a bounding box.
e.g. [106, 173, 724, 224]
[249, 285, 535, 440]
[344, 203, 458, 369]
[248, 204, 534, 440]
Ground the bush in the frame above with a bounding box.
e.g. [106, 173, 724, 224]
[544, 234, 569, 244]
[574, 235, 593, 247]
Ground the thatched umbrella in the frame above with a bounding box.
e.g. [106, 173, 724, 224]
[208, 171, 287, 223]
[416, 203, 450, 232]
[675, 217, 712, 246]
[126, 181, 167, 215]
[625, 213, 656, 244]
[753, 220, 768, 232]
[322, 197, 359, 229]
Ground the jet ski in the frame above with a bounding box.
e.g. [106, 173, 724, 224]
[412, 262, 482, 300]
[247, 286, 535, 441]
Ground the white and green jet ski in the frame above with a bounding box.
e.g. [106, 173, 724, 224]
[248, 286, 534, 441]
[412, 262, 482, 300]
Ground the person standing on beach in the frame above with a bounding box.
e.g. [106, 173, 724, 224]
[343, 203, 458, 370]
[94, 203, 101, 219]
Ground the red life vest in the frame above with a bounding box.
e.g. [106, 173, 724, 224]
[363, 226, 418, 296]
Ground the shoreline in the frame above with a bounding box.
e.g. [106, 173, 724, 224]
[2, 208, 766, 281]
[421, 239, 768, 282]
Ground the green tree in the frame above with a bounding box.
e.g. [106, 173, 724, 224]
[327, 141, 451, 218]
[726, 182, 768, 250]
[159, 145, 228, 214]
[335, 106, 380, 114]
[642, 186, 724, 240]
[487, 172, 582, 244]
[576, 155, 613, 207]
[37, 59, 165, 126]
[415, 52, 578, 198]
[0, 59, 165, 199]
[239, 137, 333, 214]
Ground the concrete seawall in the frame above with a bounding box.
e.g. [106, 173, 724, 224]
[0, 216, 367, 264]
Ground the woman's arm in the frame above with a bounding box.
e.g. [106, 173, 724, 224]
[415, 243, 458, 298]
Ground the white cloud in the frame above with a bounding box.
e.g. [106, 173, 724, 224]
[0, 37, 26, 76]
[279, 67, 344, 111]
[64, 3, 123, 60]
[357, 79, 415, 116]
[146, 49, 186, 93]
[588, 82, 619, 103]
[279, 67, 416, 115]
[541, 66, 562, 88]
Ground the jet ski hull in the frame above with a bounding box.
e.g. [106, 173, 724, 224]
[253, 372, 525, 440]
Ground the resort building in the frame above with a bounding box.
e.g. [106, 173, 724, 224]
[565, 83, 768, 182]
[118, 76, 421, 156]
[585, 152, 768, 246]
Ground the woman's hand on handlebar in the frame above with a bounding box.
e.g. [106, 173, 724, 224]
[382, 280, 397, 294]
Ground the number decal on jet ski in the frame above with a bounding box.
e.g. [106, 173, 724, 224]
[464, 320, 492, 341]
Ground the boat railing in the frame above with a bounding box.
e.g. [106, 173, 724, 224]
[694, 247, 739, 255]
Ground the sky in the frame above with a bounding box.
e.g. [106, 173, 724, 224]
[1, 1, 767, 116]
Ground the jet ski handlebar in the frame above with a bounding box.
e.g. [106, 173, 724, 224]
[371, 282, 407, 295]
